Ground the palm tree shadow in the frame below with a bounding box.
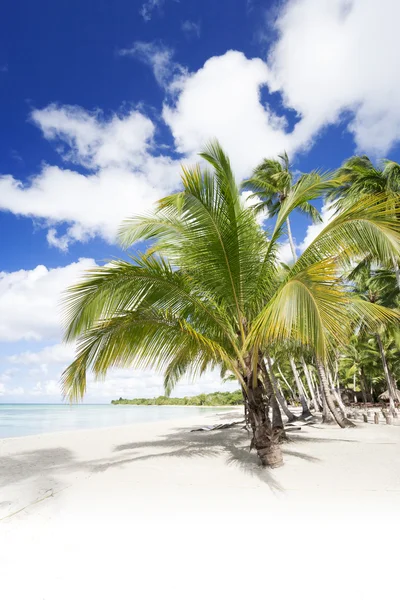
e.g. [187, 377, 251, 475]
[103, 426, 325, 493]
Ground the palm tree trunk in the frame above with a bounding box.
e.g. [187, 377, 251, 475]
[260, 360, 287, 441]
[376, 333, 397, 416]
[244, 369, 283, 468]
[359, 368, 368, 406]
[300, 357, 318, 412]
[311, 371, 323, 411]
[317, 361, 355, 428]
[265, 357, 296, 422]
[289, 357, 312, 419]
[286, 217, 297, 262]
[327, 369, 347, 417]
[319, 382, 333, 423]
[277, 364, 296, 403]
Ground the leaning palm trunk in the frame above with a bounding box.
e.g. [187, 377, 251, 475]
[289, 357, 313, 419]
[277, 364, 296, 403]
[311, 371, 323, 411]
[376, 333, 397, 416]
[301, 358, 319, 412]
[317, 361, 355, 428]
[327, 369, 347, 417]
[265, 357, 296, 422]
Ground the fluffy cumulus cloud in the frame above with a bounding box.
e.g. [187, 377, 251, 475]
[268, 0, 400, 155]
[0, 106, 181, 249]
[163, 51, 292, 180]
[0, 259, 96, 342]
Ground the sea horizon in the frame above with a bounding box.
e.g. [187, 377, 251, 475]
[0, 403, 228, 440]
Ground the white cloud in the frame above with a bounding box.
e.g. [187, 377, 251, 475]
[1, 342, 238, 403]
[31, 104, 156, 170]
[0, 259, 96, 342]
[0, 105, 182, 248]
[9, 343, 75, 365]
[298, 203, 334, 252]
[163, 51, 293, 181]
[181, 20, 201, 38]
[267, 0, 400, 155]
[140, 0, 164, 21]
[119, 42, 187, 90]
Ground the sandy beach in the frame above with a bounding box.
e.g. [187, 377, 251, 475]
[1, 409, 400, 599]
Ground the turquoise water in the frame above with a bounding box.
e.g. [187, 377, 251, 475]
[0, 404, 227, 439]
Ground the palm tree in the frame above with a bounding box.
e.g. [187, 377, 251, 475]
[329, 155, 400, 285]
[349, 264, 400, 414]
[244, 152, 324, 261]
[61, 142, 400, 467]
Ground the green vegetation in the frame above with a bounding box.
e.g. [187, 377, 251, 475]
[61, 141, 400, 468]
[111, 390, 243, 406]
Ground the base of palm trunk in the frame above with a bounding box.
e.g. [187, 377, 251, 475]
[257, 444, 283, 468]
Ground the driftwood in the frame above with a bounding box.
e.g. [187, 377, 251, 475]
[191, 420, 305, 433]
[191, 420, 245, 432]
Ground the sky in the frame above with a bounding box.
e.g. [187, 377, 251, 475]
[1, 0, 400, 403]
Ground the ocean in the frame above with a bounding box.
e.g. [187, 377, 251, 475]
[0, 404, 229, 439]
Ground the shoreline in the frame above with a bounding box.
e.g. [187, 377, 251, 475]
[0, 406, 239, 444]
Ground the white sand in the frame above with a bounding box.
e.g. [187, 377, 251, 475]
[1, 409, 400, 599]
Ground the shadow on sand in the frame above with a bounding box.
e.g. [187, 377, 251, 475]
[0, 419, 343, 507]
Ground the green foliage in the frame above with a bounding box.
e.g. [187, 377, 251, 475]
[111, 390, 243, 406]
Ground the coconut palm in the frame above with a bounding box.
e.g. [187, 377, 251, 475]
[329, 155, 400, 285]
[328, 156, 400, 210]
[244, 151, 325, 261]
[61, 142, 400, 468]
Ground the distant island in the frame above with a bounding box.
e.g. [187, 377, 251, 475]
[111, 391, 243, 406]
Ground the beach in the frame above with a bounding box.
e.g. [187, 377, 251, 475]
[1, 409, 400, 599]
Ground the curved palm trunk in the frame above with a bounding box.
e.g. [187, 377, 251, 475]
[317, 361, 355, 428]
[277, 364, 296, 403]
[301, 358, 318, 412]
[310, 371, 323, 411]
[289, 357, 313, 420]
[265, 357, 296, 422]
[327, 369, 347, 417]
[286, 217, 297, 262]
[376, 333, 397, 416]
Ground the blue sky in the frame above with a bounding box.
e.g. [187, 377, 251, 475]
[1, 0, 400, 402]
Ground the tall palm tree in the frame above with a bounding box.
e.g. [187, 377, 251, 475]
[61, 142, 400, 468]
[244, 152, 324, 261]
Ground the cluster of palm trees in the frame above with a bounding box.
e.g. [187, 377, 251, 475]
[61, 142, 400, 468]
